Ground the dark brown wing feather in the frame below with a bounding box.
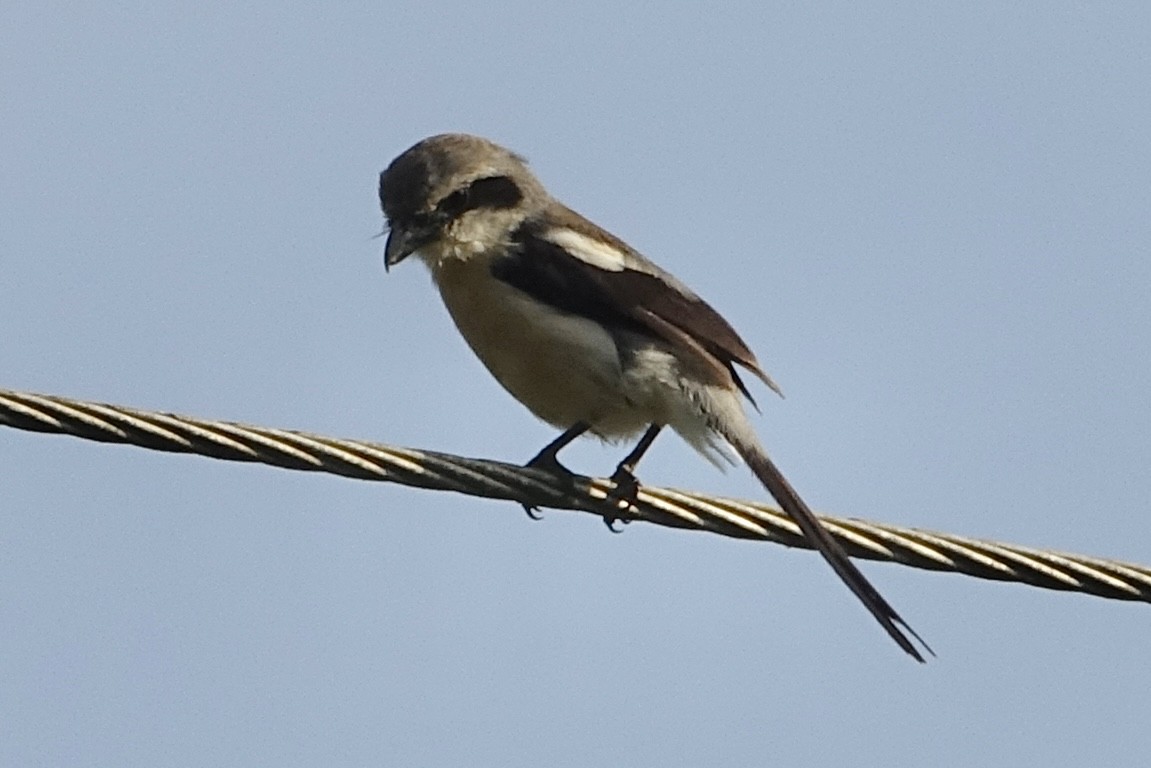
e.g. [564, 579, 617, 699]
[492, 206, 782, 402]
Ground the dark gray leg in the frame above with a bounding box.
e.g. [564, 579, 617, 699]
[607, 424, 663, 509]
[520, 422, 590, 520]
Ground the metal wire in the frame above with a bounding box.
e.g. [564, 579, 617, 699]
[3, 387, 1150, 604]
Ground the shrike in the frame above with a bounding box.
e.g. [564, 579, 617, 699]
[379, 133, 931, 662]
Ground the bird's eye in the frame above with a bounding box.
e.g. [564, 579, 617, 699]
[437, 176, 523, 218]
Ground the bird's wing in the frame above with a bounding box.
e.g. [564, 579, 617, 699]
[490, 206, 782, 403]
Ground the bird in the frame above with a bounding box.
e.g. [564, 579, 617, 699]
[378, 133, 932, 662]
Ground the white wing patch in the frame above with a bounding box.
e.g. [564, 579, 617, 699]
[543, 227, 628, 272]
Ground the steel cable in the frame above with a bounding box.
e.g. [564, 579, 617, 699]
[3, 387, 1149, 603]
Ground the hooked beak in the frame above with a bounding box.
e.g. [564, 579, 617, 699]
[384, 226, 421, 272]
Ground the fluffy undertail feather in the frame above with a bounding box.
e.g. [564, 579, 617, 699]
[730, 435, 933, 662]
[672, 419, 741, 471]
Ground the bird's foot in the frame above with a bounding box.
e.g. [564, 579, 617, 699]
[519, 451, 576, 521]
[600, 466, 641, 533]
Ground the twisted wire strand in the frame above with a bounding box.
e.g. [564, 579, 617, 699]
[3, 387, 1150, 604]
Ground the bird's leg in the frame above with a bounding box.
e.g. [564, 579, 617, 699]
[520, 422, 590, 520]
[603, 425, 664, 529]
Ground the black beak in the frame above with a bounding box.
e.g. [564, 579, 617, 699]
[384, 226, 421, 272]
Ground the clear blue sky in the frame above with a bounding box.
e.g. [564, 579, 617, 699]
[3, 2, 1150, 765]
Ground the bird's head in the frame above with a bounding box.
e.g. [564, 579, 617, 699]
[379, 133, 545, 270]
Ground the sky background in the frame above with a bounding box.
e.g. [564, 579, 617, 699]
[2, 2, 1150, 766]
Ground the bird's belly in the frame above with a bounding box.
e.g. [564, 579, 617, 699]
[432, 261, 648, 437]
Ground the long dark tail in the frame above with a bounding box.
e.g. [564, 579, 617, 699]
[734, 438, 933, 662]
